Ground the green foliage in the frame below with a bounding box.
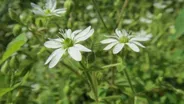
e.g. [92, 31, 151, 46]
[0, 33, 27, 65]
[0, 0, 184, 104]
[175, 8, 184, 37]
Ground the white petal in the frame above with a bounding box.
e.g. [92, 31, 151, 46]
[45, 48, 62, 65]
[75, 29, 94, 43]
[74, 26, 91, 40]
[65, 29, 72, 39]
[31, 3, 42, 11]
[103, 42, 117, 50]
[126, 43, 140, 52]
[74, 44, 91, 52]
[115, 29, 123, 37]
[122, 29, 129, 36]
[131, 41, 145, 48]
[51, 0, 56, 11]
[44, 40, 62, 48]
[100, 38, 118, 44]
[113, 43, 124, 54]
[53, 8, 66, 14]
[130, 34, 152, 42]
[68, 47, 82, 61]
[46, 0, 53, 10]
[32, 10, 44, 15]
[71, 30, 82, 39]
[49, 49, 65, 68]
[49, 38, 64, 42]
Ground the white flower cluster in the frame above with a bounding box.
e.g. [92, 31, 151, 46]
[45, 28, 151, 68]
[101, 29, 152, 54]
[44, 26, 94, 68]
[30, 0, 152, 68]
[31, 0, 66, 16]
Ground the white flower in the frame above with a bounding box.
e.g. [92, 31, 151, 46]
[31, 0, 66, 16]
[153, 2, 166, 9]
[123, 19, 133, 24]
[101, 29, 152, 54]
[44, 26, 94, 68]
[140, 17, 152, 24]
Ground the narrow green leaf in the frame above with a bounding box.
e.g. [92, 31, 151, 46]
[102, 63, 121, 69]
[0, 88, 12, 97]
[0, 33, 27, 65]
[175, 9, 184, 37]
[134, 96, 148, 104]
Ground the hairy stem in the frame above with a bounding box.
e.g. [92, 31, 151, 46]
[116, 0, 129, 28]
[123, 66, 135, 94]
[92, 0, 110, 34]
[80, 62, 99, 103]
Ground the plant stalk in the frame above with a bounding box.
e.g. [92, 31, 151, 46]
[116, 0, 129, 28]
[91, 0, 110, 34]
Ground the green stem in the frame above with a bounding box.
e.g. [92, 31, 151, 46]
[123, 67, 135, 95]
[91, 0, 110, 34]
[121, 49, 135, 96]
[116, 0, 129, 28]
[80, 62, 99, 103]
[111, 69, 115, 85]
[61, 61, 82, 79]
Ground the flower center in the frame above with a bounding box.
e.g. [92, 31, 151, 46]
[45, 9, 51, 14]
[63, 38, 74, 49]
[119, 36, 129, 43]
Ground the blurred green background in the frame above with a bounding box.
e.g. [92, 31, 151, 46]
[0, 0, 184, 104]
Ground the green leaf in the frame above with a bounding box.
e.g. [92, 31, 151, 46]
[0, 88, 12, 97]
[134, 96, 148, 104]
[0, 33, 27, 65]
[175, 9, 184, 37]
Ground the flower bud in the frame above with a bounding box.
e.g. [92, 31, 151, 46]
[13, 24, 22, 36]
[9, 56, 18, 69]
[8, 8, 19, 21]
[35, 18, 44, 27]
[1, 61, 9, 74]
[64, 0, 74, 11]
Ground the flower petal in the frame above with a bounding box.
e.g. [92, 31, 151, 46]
[115, 29, 123, 37]
[46, 0, 55, 10]
[75, 29, 94, 43]
[122, 29, 129, 36]
[100, 38, 118, 44]
[31, 3, 42, 11]
[49, 49, 65, 68]
[51, 0, 56, 11]
[53, 8, 66, 14]
[49, 38, 64, 42]
[126, 43, 140, 52]
[74, 26, 91, 40]
[113, 43, 124, 54]
[131, 41, 145, 48]
[74, 44, 91, 52]
[45, 48, 62, 65]
[103, 42, 117, 50]
[68, 47, 82, 61]
[71, 29, 82, 39]
[32, 10, 44, 15]
[65, 29, 72, 39]
[44, 40, 62, 48]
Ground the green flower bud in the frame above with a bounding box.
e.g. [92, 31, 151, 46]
[8, 8, 19, 21]
[63, 86, 69, 94]
[9, 56, 18, 69]
[13, 24, 22, 36]
[19, 13, 27, 24]
[35, 18, 44, 27]
[96, 72, 103, 80]
[1, 61, 9, 74]
[64, 0, 74, 11]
